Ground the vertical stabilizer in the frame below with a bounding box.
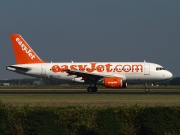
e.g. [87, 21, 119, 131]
[10, 34, 45, 64]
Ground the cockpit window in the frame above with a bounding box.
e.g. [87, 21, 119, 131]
[156, 67, 165, 71]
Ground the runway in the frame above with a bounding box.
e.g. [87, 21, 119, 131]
[0, 89, 179, 94]
[0, 89, 179, 106]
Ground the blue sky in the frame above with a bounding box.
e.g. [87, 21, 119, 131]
[0, 1, 180, 79]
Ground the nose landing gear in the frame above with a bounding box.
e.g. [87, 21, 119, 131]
[145, 83, 149, 92]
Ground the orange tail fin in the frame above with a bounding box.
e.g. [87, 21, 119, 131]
[10, 34, 45, 64]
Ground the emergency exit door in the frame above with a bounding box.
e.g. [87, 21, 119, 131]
[144, 64, 150, 75]
[41, 65, 46, 75]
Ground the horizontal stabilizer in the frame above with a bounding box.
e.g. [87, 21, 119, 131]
[6, 65, 30, 72]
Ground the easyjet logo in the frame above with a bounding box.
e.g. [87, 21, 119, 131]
[108, 81, 117, 84]
[51, 63, 143, 73]
[16, 38, 35, 60]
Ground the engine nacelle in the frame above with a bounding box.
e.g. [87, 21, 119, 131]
[122, 82, 127, 88]
[104, 77, 126, 88]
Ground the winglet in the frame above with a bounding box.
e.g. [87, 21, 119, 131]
[10, 34, 45, 64]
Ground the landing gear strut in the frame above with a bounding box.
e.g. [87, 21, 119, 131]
[87, 84, 98, 92]
[145, 83, 149, 92]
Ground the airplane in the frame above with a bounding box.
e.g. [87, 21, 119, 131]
[6, 34, 173, 92]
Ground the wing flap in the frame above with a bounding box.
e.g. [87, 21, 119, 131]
[65, 69, 103, 82]
[64, 69, 127, 83]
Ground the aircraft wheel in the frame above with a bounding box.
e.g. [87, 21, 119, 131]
[87, 86, 98, 92]
[87, 87, 93, 92]
[93, 87, 98, 92]
[145, 88, 149, 92]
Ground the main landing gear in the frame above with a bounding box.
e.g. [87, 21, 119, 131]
[87, 84, 98, 92]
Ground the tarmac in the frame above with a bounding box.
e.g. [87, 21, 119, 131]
[0, 89, 179, 94]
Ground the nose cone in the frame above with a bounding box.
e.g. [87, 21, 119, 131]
[166, 71, 173, 80]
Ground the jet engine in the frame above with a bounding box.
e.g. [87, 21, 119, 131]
[103, 77, 127, 88]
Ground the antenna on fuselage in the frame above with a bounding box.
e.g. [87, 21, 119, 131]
[144, 60, 146, 63]
[71, 60, 74, 63]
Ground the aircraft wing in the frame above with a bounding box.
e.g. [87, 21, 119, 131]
[65, 69, 114, 83]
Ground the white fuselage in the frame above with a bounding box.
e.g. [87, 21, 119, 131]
[7, 62, 173, 83]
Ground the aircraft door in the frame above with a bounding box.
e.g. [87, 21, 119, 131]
[41, 65, 46, 75]
[144, 64, 150, 75]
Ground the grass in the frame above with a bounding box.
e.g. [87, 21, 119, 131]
[0, 86, 179, 106]
[0, 93, 179, 106]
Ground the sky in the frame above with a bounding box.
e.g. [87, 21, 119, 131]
[0, 1, 180, 79]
